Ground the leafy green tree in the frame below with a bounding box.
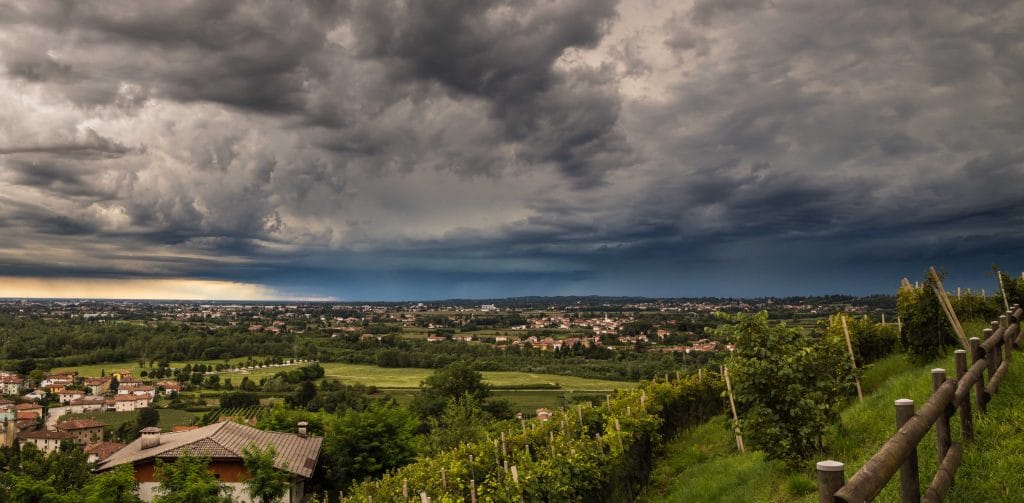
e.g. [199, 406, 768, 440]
[897, 272, 956, 359]
[135, 407, 160, 431]
[219, 392, 260, 409]
[424, 394, 491, 454]
[153, 454, 234, 503]
[821, 314, 899, 366]
[998, 271, 1024, 309]
[46, 447, 92, 493]
[1, 472, 63, 503]
[321, 402, 420, 491]
[287, 381, 317, 409]
[410, 361, 490, 418]
[81, 465, 142, 503]
[714, 311, 856, 466]
[241, 444, 289, 503]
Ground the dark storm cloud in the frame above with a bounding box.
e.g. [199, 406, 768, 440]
[349, 0, 635, 182]
[0, 1, 344, 111]
[0, 0, 1023, 299]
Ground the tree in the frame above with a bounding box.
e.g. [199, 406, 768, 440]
[898, 272, 957, 359]
[241, 444, 289, 503]
[424, 395, 491, 454]
[153, 454, 234, 503]
[135, 408, 160, 431]
[410, 361, 490, 418]
[1, 472, 62, 503]
[287, 381, 317, 410]
[46, 447, 92, 493]
[81, 465, 142, 503]
[321, 402, 420, 491]
[713, 311, 856, 466]
[220, 392, 260, 409]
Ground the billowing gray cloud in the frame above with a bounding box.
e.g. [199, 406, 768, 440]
[0, 0, 1022, 299]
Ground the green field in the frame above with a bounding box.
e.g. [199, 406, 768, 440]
[63, 409, 201, 432]
[223, 362, 635, 390]
[52, 359, 634, 411]
[53, 356, 262, 378]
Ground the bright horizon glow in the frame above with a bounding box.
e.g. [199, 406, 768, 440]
[0, 276, 279, 301]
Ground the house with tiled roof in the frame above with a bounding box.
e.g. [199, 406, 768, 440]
[59, 389, 86, 404]
[85, 441, 125, 463]
[69, 395, 107, 414]
[15, 403, 43, 418]
[114, 394, 150, 412]
[19, 429, 75, 455]
[96, 421, 322, 502]
[22, 389, 46, 401]
[55, 419, 106, 446]
[84, 377, 112, 395]
[0, 374, 26, 395]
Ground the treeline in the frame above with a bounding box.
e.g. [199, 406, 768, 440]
[0, 318, 295, 369]
[329, 338, 718, 381]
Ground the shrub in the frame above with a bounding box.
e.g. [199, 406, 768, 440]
[715, 312, 856, 466]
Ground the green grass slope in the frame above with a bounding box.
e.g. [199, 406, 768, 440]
[639, 339, 1024, 503]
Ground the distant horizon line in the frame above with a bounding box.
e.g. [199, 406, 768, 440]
[0, 292, 899, 304]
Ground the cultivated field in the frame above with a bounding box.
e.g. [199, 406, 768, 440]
[54, 360, 635, 390]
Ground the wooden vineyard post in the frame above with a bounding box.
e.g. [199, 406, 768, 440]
[840, 316, 864, 402]
[997, 271, 1010, 312]
[441, 468, 447, 492]
[470, 479, 477, 503]
[928, 267, 969, 350]
[816, 460, 845, 503]
[895, 398, 921, 503]
[723, 365, 745, 452]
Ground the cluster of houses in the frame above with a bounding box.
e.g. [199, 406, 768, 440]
[0, 369, 177, 456]
[0, 368, 321, 502]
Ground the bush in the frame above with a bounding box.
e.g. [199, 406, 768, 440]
[219, 391, 260, 409]
[715, 312, 856, 466]
[822, 314, 899, 366]
[898, 274, 955, 359]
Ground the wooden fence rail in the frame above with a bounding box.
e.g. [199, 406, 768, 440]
[817, 304, 1023, 503]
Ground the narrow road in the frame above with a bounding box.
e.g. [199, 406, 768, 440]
[45, 405, 69, 430]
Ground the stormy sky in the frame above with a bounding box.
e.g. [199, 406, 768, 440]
[1, 0, 1022, 300]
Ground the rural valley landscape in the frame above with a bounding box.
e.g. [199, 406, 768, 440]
[1, 1, 1022, 502]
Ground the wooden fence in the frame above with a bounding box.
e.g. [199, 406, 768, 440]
[816, 304, 1023, 503]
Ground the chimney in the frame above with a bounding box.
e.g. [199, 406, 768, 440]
[140, 427, 161, 449]
[297, 421, 308, 438]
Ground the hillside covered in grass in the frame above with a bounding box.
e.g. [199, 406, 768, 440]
[638, 340, 1024, 502]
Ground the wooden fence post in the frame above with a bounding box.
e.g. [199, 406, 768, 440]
[983, 328, 997, 380]
[816, 460, 845, 503]
[970, 337, 986, 413]
[895, 398, 921, 503]
[932, 369, 951, 465]
[954, 350, 973, 440]
[1000, 315, 1011, 363]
